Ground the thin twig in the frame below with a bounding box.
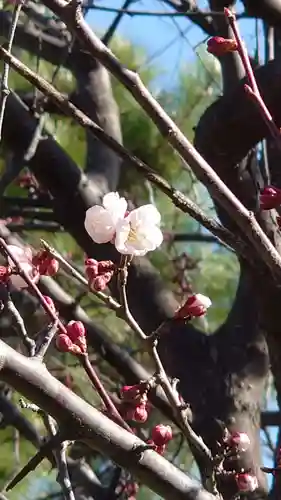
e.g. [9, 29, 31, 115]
[34, 318, 59, 358]
[80, 354, 132, 432]
[116, 257, 216, 493]
[0, 0, 25, 142]
[225, 8, 281, 149]
[6, 294, 35, 356]
[44, 415, 75, 500]
[0, 238, 66, 332]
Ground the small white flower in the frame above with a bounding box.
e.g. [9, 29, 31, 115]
[7, 244, 38, 289]
[115, 204, 163, 256]
[84, 192, 127, 244]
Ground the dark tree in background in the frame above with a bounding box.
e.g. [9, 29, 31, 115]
[1, 1, 281, 499]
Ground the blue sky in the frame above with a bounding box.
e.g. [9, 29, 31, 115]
[88, 0, 259, 88]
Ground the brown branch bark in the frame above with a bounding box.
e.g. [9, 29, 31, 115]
[0, 339, 216, 500]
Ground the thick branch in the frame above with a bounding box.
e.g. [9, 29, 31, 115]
[0, 340, 215, 500]
[194, 58, 281, 171]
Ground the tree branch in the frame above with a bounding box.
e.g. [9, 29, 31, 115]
[0, 339, 216, 500]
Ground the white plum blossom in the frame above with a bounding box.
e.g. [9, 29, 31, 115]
[84, 192, 163, 256]
[115, 204, 163, 256]
[7, 244, 38, 289]
[84, 192, 127, 244]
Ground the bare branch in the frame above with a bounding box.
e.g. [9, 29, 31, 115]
[0, 339, 216, 500]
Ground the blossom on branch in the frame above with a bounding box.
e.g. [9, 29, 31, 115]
[85, 192, 127, 244]
[84, 192, 163, 256]
[115, 204, 163, 256]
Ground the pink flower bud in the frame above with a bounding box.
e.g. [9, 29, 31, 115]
[260, 186, 281, 210]
[33, 250, 59, 276]
[235, 473, 258, 492]
[85, 264, 99, 281]
[207, 36, 238, 56]
[43, 295, 56, 312]
[98, 260, 115, 273]
[56, 334, 82, 355]
[151, 424, 173, 446]
[133, 403, 148, 422]
[175, 293, 212, 319]
[228, 432, 250, 452]
[65, 320, 87, 353]
[66, 320, 85, 341]
[121, 385, 141, 401]
[90, 272, 113, 292]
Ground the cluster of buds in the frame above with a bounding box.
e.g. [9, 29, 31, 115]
[56, 320, 87, 355]
[259, 185, 281, 210]
[207, 36, 238, 57]
[147, 424, 173, 455]
[32, 250, 59, 277]
[175, 293, 212, 320]
[85, 258, 116, 292]
[120, 384, 150, 423]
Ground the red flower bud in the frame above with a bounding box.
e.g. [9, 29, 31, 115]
[151, 424, 173, 446]
[126, 403, 148, 423]
[207, 36, 238, 56]
[260, 185, 281, 210]
[228, 431, 250, 452]
[98, 260, 115, 273]
[56, 334, 81, 355]
[65, 320, 87, 353]
[175, 293, 211, 319]
[33, 251, 59, 276]
[235, 473, 258, 492]
[90, 272, 113, 292]
[43, 295, 56, 312]
[121, 385, 141, 401]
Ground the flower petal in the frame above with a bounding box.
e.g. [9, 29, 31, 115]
[114, 219, 131, 254]
[129, 205, 161, 227]
[85, 205, 116, 244]
[102, 192, 127, 221]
